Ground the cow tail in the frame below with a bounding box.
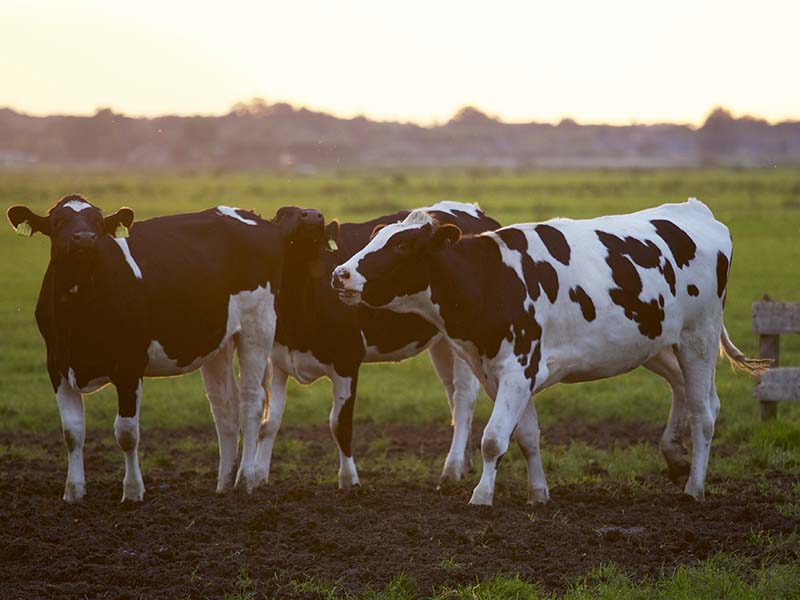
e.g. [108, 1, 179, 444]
[719, 322, 772, 375]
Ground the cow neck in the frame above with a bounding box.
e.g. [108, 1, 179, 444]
[276, 248, 324, 342]
[427, 236, 490, 339]
[45, 252, 109, 369]
[51, 253, 100, 307]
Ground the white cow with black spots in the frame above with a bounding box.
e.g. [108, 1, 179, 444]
[332, 199, 770, 506]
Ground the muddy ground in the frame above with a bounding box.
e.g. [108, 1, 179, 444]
[1, 422, 797, 599]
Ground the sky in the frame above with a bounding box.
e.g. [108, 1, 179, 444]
[2, 0, 799, 126]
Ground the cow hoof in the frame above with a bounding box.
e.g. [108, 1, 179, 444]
[468, 486, 494, 506]
[440, 460, 465, 483]
[338, 472, 360, 489]
[527, 486, 550, 505]
[338, 478, 361, 490]
[215, 481, 233, 494]
[666, 462, 691, 487]
[683, 486, 705, 502]
[234, 474, 257, 495]
[252, 469, 269, 488]
[216, 471, 236, 494]
[63, 482, 86, 503]
[121, 479, 144, 503]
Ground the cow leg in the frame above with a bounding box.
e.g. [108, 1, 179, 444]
[470, 372, 532, 506]
[675, 329, 719, 501]
[115, 378, 144, 502]
[513, 400, 549, 504]
[55, 377, 86, 502]
[428, 338, 479, 483]
[233, 336, 269, 494]
[254, 364, 288, 485]
[200, 342, 239, 493]
[331, 373, 360, 488]
[643, 347, 690, 484]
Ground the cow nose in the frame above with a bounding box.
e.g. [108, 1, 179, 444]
[72, 231, 97, 247]
[331, 267, 350, 290]
[300, 209, 323, 225]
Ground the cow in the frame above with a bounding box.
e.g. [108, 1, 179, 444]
[332, 198, 771, 506]
[7, 194, 324, 502]
[254, 201, 500, 488]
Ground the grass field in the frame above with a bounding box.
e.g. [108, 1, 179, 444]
[1, 168, 799, 598]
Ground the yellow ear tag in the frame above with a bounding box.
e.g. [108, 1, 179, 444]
[326, 239, 338, 252]
[15, 221, 33, 237]
[114, 223, 130, 238]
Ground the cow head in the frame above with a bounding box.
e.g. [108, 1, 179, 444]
[331, 210, 461, 307]
[7, 194, 134, 263]
[272, 206, 325, 248]
[271, 205, 332, 266]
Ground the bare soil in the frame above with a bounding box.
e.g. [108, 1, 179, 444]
[1, 423, 797, 599]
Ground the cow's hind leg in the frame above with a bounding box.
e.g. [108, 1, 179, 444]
[331, 373, 360, 488]
[513, 400, 549, 504]
[675, 327, 720, 501]
[200, 342, 239, 493]
[428, 338, 479, 483]
[254, 364, 288, 485]
[114, 377, 145, 502]
[55, 376, 86, 502]
[233, 336, 269, 494]
[643, 347, 690, 484]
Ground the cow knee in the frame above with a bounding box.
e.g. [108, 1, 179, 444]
[63, 428, 82, 453]
[114, 416, 139, 452]
[481, 435, 507, 464]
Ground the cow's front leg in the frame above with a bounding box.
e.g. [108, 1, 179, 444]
[470, 372, 532, 507]
[55, 376, 86, 502]
[331, 373, 360, 488]
[114, 378, 144, 502]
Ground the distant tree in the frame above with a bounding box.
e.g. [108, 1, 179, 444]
[181, 118, 218, 146]
[449, 106, 497, 125]
[699, 106, 739, 160]
[230, 97, 271, 117]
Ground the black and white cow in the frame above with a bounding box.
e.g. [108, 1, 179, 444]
[333, 199, 770, 505]
[255, 202, 500, 488]
[8, 195, 323, 502]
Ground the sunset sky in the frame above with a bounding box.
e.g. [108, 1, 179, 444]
[2, 0, 799, 125]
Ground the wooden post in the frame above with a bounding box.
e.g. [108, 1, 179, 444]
[758, 334, 780, 420]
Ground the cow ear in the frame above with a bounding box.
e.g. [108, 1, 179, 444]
[430, 224, 461, 252]
[7, 205, 50, 237]
[324, 220, 340, 252]
[104, 207, 135, 238]
[369, 223, 387, 240]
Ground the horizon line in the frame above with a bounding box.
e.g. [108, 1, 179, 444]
[4, 100, 798, 129]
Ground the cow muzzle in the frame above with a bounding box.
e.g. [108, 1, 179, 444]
[331, 266, 362, 305]
[71, 231, 98, 251]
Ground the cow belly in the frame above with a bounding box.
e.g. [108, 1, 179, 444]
[144, 284, 274, 377]
[271, 344, 329, 384]
[542, 324, 679, 386]
[363, 337, 433, 363]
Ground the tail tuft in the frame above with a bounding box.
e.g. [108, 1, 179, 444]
[719, 323, 773, 375]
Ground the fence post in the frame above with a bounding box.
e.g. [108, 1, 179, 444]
[758, 334, 780, 421]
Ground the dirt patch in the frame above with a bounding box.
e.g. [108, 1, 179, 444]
[0, 424, 797, 599]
